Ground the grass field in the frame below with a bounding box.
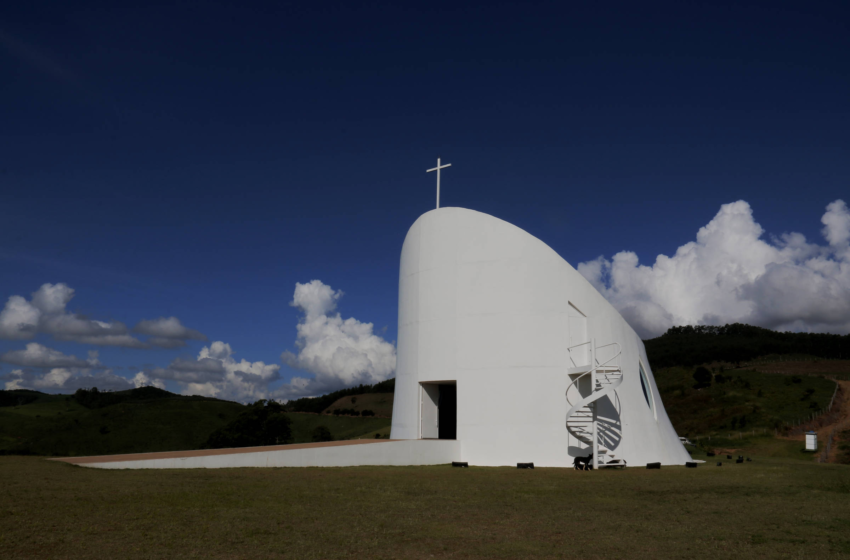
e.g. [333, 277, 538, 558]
[2, 454, 849, 559]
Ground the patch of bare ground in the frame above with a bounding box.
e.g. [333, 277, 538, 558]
[821, 381, 850, 463]
[745, 360, 850, 377]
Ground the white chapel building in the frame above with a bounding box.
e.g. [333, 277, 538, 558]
[63, 206, 691, 469]
[390, 207, 691, 468]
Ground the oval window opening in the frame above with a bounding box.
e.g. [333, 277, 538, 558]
[639, 361, 654, 414]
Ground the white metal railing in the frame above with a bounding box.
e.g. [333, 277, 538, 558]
[567, 340, 591, 369]
[566, 339, 624, 470]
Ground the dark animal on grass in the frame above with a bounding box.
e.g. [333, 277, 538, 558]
[573, 454, 593, 470]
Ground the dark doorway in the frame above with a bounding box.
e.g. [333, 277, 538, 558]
[438, 384, 457, 440]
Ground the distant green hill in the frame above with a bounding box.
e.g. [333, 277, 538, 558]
[322, 393, 394, 417]
[653, 366, 836, 438]
[7, 321, 848, 458]
[0, 389, 244, 456]
[0, 388, 391, 457]
[644, 323, 850, 368]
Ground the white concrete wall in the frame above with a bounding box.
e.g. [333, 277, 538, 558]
[78, 440, 461, 470]
[391, 207, 692, 467]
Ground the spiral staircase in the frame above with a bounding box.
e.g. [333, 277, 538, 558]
[566, 339, 626, 469]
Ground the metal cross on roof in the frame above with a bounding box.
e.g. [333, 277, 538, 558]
[426, 158, 452, 209]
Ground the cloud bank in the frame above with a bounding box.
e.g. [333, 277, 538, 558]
[0, 283, 204, 348]
[578, 199, 850, 339]
[0, 343, 100, 369]
[133, 316, 207, 348]
[2, 367, 162, 392]
[143, 341, 280, 402]
[277, 280, 396, 399]
[1, 280, 395, 402]
[0, 339, 165, 392]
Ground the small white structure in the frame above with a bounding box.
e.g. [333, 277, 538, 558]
[390, 207, 691, 468]
[806, 432, 817, 451]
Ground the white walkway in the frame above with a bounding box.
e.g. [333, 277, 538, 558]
[52, 439, 461, 469]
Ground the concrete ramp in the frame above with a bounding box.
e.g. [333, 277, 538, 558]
[51, 439, 460, 469]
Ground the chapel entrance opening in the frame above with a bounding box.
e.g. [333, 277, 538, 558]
[420, 382, 457, 440]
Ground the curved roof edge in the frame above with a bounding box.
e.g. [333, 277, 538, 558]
[404, 206, 640, 342]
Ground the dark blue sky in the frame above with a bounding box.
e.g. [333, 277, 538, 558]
[2, 1, 848, 398]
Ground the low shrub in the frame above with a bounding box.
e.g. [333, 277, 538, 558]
[311, 426, 333, 442]
[205, 400, 292, 449]
[693, 367, 712, 390]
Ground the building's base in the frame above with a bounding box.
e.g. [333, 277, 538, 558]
[50, 439, 461, 470]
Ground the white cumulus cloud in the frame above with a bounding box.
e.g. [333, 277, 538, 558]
[131, 371, 166, 390]
[0, 343, 101, 369]
[277, 280, 396, 399]
[4, 370, 25, 390]
[1, 366, 137, 392]
[578, 199, 850, 339]
[0, 283, 144, 347]
[0, 295, 41, 339]
[0, 283, 204, 349]
[132, 316, 207, 348]
[145, 340, 280, 402]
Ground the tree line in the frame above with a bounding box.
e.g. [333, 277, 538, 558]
[71, 386, 222, 409]
[645, 323, 850, 368]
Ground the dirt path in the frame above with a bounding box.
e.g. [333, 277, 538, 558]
[823, 380, 850, 463]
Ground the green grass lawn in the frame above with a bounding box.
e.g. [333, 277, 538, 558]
[1, 455, 849, 559]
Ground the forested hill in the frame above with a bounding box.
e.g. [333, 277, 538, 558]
[644, 324, 850, 368]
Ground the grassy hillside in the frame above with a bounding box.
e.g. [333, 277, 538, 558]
[0, 389, 244, 456]
[654, 366, 836, 438]
[322, 392, 394, 417]
[288, 412, 391, 441]
[0, 389, 392, 457]
[284, 378, 395, 414]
